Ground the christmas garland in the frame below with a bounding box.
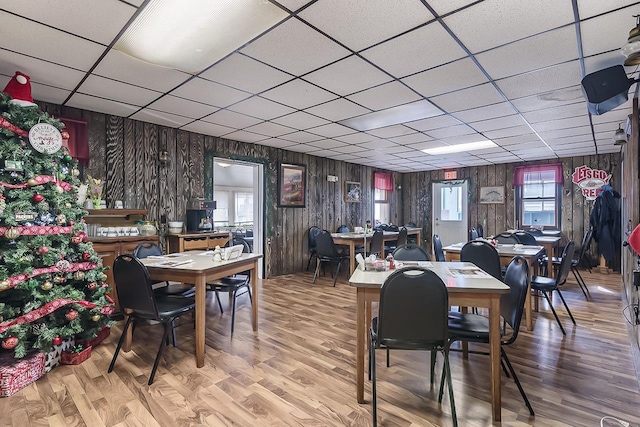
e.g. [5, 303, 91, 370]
[0, 116, 28, 138]
[0, 175, 74, 191]
[2, 261, 98, 290]
[0, 225, 73, 236]
[0, 298, 114, 334]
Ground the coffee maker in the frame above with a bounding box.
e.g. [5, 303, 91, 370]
[186, 200, 216, 232]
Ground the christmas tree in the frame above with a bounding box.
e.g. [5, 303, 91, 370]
[0, 72, 113, 359]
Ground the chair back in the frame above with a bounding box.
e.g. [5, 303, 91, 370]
[113, 254, 159, 320]
[376, 268, 449, 349]
[476, 224, 484, 238]
[392, 244, 430, 261]
[433, 234, 445, 262]
[460, 240, 502, 280]
[404, 222, 417, 228]
[469, 228, 479, 240]
[556, 241, 576, 286]
[227, 236, 251, 253]
[396, 227, 408, 247]
[501, 256, 529, 344]
[133, 242, 163, 258]
[308, 226, 321, 251]
[577, 228, 593, 262]
[495, 232, 519, 244]
[316, 230, 342, 257]
[526, 228, 543, 236]
[336, 225, 349, 233]
[369, 229, 384, 255]
[513, 231, 537, 246]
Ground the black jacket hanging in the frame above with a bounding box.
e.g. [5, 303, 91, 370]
[589, 188, 621, 264]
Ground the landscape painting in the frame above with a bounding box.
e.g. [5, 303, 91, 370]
[479, 186, 505, 204]
[278, 163, 306, 207]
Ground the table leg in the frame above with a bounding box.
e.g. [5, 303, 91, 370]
[195, 276, 206, 368]
[250, 259, 258, 331]
[546, 243, 554, 278]
[356, 289, 366, 403]
[489, 295, 502, 422]
[349, 241, 356, 274]
[525, 262, 535, 330]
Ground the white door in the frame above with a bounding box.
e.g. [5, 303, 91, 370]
[432, 180, 468, 247]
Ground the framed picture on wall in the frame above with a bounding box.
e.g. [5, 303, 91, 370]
[278, 163, 306, 208]
[479, 186, 505, 204]
[344, 181, 361, 203]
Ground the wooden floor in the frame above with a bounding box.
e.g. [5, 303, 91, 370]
[2, 268, 639, 426]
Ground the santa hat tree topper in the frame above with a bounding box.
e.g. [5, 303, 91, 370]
[3, 71, 37, 107]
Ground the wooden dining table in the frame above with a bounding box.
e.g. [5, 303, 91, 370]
[331, 227, 422, 274]
[349, 262, 510, 422]
[443, 242, 544, 330]
[137, 251, 263, 367]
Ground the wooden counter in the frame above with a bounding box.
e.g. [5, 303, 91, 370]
[165, 231, 230, 253]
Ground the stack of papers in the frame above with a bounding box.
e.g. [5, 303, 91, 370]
[446, 267, 492, 278]
[151, 259, 193, 267]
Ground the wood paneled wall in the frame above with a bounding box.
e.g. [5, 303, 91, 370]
[39, 101, 619, 276]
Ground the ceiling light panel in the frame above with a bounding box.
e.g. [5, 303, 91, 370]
[240, 18, 350, 75]
[303, 55, 393, 96]
[260, 79, 337, 110]
[423, 140, 497, 155]
[402, 57, 489, 98]
[442, 0, 575, 53]
[116, 0, 288, 74]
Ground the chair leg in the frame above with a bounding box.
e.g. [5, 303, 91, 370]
[571, 267, 589, 297]
[556, 289, 576, 325]
[501, 347, 534, 416]
[333, 260, 342, 287]
[312, 258, 321, 283]
[370, 334, 377, 427]
[149, 322, 171, 385]
[386, 348, 390, 367]
[215, 290, 224, 314]
[171, 320, 177, 347]
[430, 350, 437, 386]
[501, 358, 510, 378]
[438, 348, 457, 426]
[305, 254, 313, 272]
[108, 316, 134, 373]
[541, 290, 566, 335]
[231, 289, 238, 334]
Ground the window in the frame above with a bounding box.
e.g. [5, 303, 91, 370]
[514, 164, 563, 229]
[213, 190, 229, 226]
[374, 172, 392, 226]
[234, 192, 253, 224]
[440, 186, 462, 221]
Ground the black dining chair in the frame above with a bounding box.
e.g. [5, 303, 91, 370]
[370, 268, 457, 427]
[526, 228, 543, 236]
[305, 226, 322, 272]
[513, 231, 537, 246]
[336, 225, 350, 233]
[108, 254, 195, 385]
[313, 230, 350, 286]
[206, 237, 253, 334]
[446, 256, 534, 416]
[133, 242, 194, 297]
[392, 244, 430, 261]
[551, 228, 593, 297]
[385, 226, 407, 253]
[469, 228, 479, 240]
[531, 241, 576, 335]
[476, 224, 484, 238]
[367, 229, 384, 258]
[433, 234, 446, 262]
[460, 240, 502, 280]
[495, 232, 520, 244]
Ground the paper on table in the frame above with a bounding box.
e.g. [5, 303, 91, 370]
[395, 261, 433, 268]
[152, 259, 193, 267]
[198, 251, 214, 256]
[446, 267, 492, 278]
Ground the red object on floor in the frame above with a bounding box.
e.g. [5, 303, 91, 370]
[0, 352, 45, 397]
[60, 346, 92, 365]
[629, 223, 640, 256]
[86, 327, 110, 348]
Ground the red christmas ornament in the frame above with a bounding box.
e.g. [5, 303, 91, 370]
[61, 130, 70, 140]
[52, 336, 63, 346]
[39, 246, 49, 254]
[82, 252, 91, 260]
[2, 336, 18, 350]
[87, 282, 97, 290]
[71, 235, 82, 244]
[78, 231, 88, 243]
[33, 194, 44, 202]
[65, 310, 78, 321]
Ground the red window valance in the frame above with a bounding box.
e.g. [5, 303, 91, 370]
[374, 171, 393, 191]
[513, 163, 563, 186]
[60, 117, 89, 166]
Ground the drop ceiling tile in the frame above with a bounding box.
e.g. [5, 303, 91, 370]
[361, 22, 467, 78]
[180, 120, 236, 137]
[286, 143, 323, 153]
[334, 133, 378, 144]
[331, 153, 363, 161]
[271, 111, 330, 130]
[243, 121, 296, 137]
[240, 18, 350, 75]
[300, 0, 433, 51]
[170, 77, 251, 108]
[359, 139, 398, 150]
[404, 141, 444, 151]
[522, 102, 585, 123]
[228, 96, 296, 120]
[313, 149, 344, 158]
[497, 61, 583, 100]
[147, 95, 218, 119]
[199, 53, 292, 94]
[130, 108, 193, 128]
[510, 85, 584, 112]
[333, 144, 371, 154]
[388, 133, 433, 145]
[428, 0, 481, 16]
[223, 130, 269, 143]
[366, 125, 416, 138]
[307, 123, 354, 138]
[493, 134, 540, 146]
[305, 99, 371, 121]
[579, 1, 631, 18]
[483, 125, 532, 139]
[27, 82, 71, 105]
[581, 6, 636, 56]
[346, 81, 421, 111]
[261, 79, 337, 110]
[430, 83, 504, 112]
[451, 102, 516, 123]
[276, 0, 314, 12]
[93, 50, 190, 92]
[1, 11, 104, 71]
[202, 109, 262, 129]
[402, 58, 488, 98]
[442, 0, 574, 53]
[581, 51, 624, 76]
[476, 26, 578, 80]
[308, 139, 348, 149]
[77, 75, 160, 106]
[538, 127, 591, 139]
[530, 115, 591, 132]
[279, 131, 324, 143]
[405, 115, 462, 131]
[258, 138, 299, 149]
[383, 145, 418, 154]
[427, 124, 476, 139]
[303, 55, 392, 96]
[66, 92, 139, 117]
[0, 49, 85, 91]
[472, 115, 526, 132]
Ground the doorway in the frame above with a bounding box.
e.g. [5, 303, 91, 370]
[213, 158, 264, 279]
[432, 180, 469, 247]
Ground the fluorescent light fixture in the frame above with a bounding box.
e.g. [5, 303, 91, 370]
[422, 140, 496, 155]
[339, 100, 443, 131]
[115, 0, 288, 74]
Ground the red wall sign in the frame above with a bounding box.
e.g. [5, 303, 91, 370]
[571, 165, 611, 200]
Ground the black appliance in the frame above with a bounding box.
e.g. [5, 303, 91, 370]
[581, 65, 635, 115]
[186, 200, 216, 232]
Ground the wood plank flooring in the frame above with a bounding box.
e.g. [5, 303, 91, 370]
[1, 269, 639, 426]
